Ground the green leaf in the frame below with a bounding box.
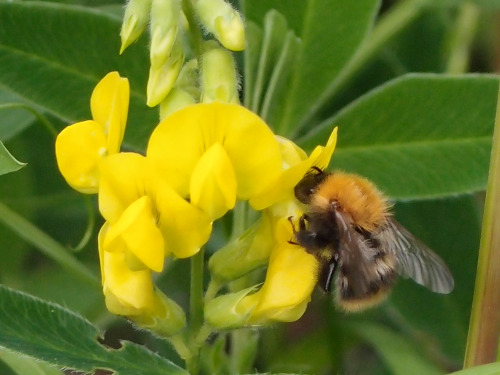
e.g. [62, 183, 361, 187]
[0, 285, 188, 375]
[0, 141, 25, 176]
[0, 1, 156, 151]
[279, 0, 381, 134]
[450, 363, 500, 374]
[352, 322, 442, 375]
[0, 348, 63, 375]
[391, 196, 481, 361]
[299, 74, 499, 200]
[0, 90, 36, 141]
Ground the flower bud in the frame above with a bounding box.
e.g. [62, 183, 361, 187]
[131, 289, 187, 337]
[205, 286, 256, 329]
[209, 213, 273, 281]
[147, 39, 185, 107]
[160, 88, 197, 120]
[200, 42, 239, 104]
[195, 0, 245, 51]
[120, 0, 153, 54]
[150, 0, 181, 68]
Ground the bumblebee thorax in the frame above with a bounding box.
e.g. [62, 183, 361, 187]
[310, 172, 390, 231]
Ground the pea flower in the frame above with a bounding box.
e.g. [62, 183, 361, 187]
[97, 152, 210, 325]
[147, 102, 283, 221]
[206, 127, 338, 327]
[55, 72, 129, 193]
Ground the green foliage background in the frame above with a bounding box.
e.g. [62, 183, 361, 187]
[0, 0, 499, 374]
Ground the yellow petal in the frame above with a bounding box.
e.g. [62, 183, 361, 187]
[90, 72, 130, 154]
[147, 103, 282, 199]
[155, 177, 213, 258]
[98, 153, 150, 223]
[55, 120, 106, 193]
[245, 217, 319, 324]
[101, 248, 156, 315]
[250, 127, 338, 210]
[190, 143, 237, 220]
[104, 196, 165, 272]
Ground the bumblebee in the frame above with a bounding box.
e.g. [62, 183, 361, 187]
[290, 167, 454, 312]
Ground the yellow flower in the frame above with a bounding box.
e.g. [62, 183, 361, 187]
[99, 224, 186, 335]
[99, 152, 212, 259]
[207, 126, 338, 326]
[55, 72, 129, 193]
[240, 217, 319, 324]
[147, 102, 283, 221]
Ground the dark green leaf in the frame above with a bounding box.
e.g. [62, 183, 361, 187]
[0, 1, 156, 151]
[0, 90, 36, 141]
[280, 0, 380, 134]
[300, 74, 498, 200]
[391, 196, 481, 362]
[0, 285, 188, 375]
[0, 141, 25, 176]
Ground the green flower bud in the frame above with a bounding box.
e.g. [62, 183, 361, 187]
[120, 0, 153, 54]
[205, 286, 256, 329]
[147, 39, 185, 107]
[159, 59, 200, 119]
[150, 0, 181, 68]
[200, 42, 239, 104]
[209, 214, 273, 282]
[195, 0, 245, 51]
[160, 88, 197, 120]
[131, 289, 187, 337]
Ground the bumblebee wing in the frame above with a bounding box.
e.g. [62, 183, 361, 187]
[375, 219, 454, 294]
[334, 211, 396, 311]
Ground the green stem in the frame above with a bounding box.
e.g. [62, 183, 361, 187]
[294, 0, 431, 134]
[70, 196, 96, 252]
[463, 83, 500, 367]
[187, 248, 205, 375]
[445, 2, 479, 74]
[0, 202, 98, 287]
[0, 103, 58, 138]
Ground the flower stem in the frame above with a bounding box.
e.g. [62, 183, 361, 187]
[463, 83, 500, 367]
[445, 2, 479, 74]
[187, 248, 205, 374]
[0, 202, 98, 287]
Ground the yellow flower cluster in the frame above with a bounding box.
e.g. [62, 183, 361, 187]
[55, 71, 337, 331]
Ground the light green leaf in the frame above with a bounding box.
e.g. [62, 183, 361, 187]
[0, 285, 188, 375]
[0, 1, 156, 151]
[299, 74, 498, 200]
[0, 348, 63, 375]
[352, 322, 443, 375]
[450, 363, 500, 374]
[0, 142, 25, 176]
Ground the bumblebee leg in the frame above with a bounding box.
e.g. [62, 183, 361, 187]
[287, 216, 299, 245]
[319, 255, 338, 293]
[299, 214, 310, 231]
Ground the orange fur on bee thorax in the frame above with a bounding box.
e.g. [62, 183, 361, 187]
[311, 172, 391, 231]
